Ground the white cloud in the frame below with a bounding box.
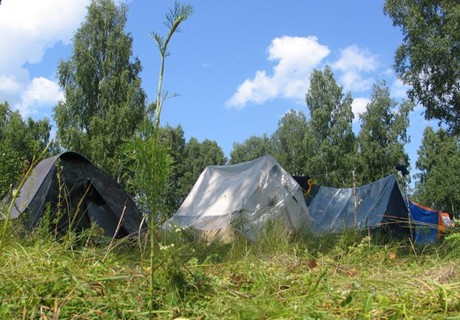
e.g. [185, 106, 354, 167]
[227, 36, 330, 109]
[332, 45, 378, 92]
[383, 68, 394, 77]
[0, 76, 22, 94]
[352, 97, 370, 120]
[0, 0, 90, 115]
[390, 78, 410, 99]
[15, 77, 64, 116]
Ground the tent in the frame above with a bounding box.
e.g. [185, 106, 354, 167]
[409, 200, 438, 244]
[299, 175, 410, 236]
[409, 200, 454, 244]
[163, 155, 312, 241]
[4, 152, 145, 237]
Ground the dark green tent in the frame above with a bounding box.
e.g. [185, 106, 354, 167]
[5, 152, 145, 237]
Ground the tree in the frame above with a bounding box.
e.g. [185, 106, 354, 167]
[357, 81, 413, 184]
[0, 144, 22, 199]
[305, 66, 357, 187]
[229, 134, 273, 164]
[156, 124, 186, 214]
[54, 0, 146, 178]
[1, 102, 52, 159]
[384, 0, 460, 133]
[176, 137, 226, 203]
[413, 127, 460, 215]
[0, 102, 52, 197]
[271, 110, 309, 175]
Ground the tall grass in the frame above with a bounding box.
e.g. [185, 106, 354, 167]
[0, 236, 148, 318]
[1, 222, 460, 319]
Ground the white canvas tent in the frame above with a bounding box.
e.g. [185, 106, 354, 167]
[164, 155, 312, 241]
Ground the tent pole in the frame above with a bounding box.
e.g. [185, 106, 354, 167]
[403, 177, 414, 241]
[353, 170, 358, 229]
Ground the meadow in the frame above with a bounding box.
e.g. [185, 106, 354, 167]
[1, 222, 460, 320]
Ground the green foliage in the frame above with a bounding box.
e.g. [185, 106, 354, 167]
[135, 125, 226, 217]
[413, 127, 460, 214]
[154, 228, 217, 308]
[124, 123, 173, 222]
[0, 102, 52, 159]
[0, 102, 52, 198]
[384, 0, 460, 133]
[156, 125, 187, 213]
[125, 123, 226, 221]
[53, 0, 146, 178]
[442, 232, 460, 258]
[0, 145, 22, 199]
[272, 110, 310, 175]
[305, 66, 357, 187]
[135, 134, 188, 314]
[357, 81, 414, 184]
[230, 134, 273, 164]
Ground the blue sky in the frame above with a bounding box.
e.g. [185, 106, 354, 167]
[0, 0, 436, 178]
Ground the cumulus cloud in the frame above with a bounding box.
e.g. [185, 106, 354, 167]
[390, 78, 410, 99]
[332, 45, 378, 92]
[15, 77, 64, 116]
[227, 36, 330, 109]
[0, 0, 90, 116]
[0, 76, 22, 94]
[352, 97, 370, 120]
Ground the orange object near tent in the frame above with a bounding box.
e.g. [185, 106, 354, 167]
[409, 199, 454, 242]
[439, 211, 455, 237]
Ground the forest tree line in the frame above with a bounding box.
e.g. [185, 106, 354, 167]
[1, 0, 459, 217]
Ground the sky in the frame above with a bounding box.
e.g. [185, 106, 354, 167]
[0, 0, 437, 179]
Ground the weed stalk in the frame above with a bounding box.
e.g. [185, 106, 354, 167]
[147, 2, 193, 313]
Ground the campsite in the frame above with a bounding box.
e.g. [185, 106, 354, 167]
[1, 0, 460, 319]
[2, 153, 460, 319]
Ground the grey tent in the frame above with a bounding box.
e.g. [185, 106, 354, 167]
[302, 175, 410, 235]
[164, 155, 312, 241]
[4, 152, 145, 237]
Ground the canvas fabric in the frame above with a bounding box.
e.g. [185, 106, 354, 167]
[164, 155, 312, 241]
[306, 175, 409, 234]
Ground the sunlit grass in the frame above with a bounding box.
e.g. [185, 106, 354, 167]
[0, 223, 460, 319]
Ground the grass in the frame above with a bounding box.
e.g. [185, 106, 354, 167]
[1, 224, 460, 319]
